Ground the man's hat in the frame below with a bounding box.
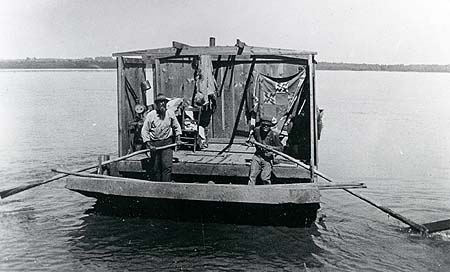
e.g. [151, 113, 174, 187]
[140, 80, 151, 91]
[260, 117, 277, 127]
[194, 92, 206, 106]
[155, 93, 170, 103]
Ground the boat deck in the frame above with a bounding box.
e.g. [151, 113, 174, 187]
[115, 142, 311, 184]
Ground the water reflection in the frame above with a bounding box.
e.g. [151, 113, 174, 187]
[69, 213, 325, 270]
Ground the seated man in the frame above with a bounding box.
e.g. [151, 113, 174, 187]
[248, 117, 283, 185]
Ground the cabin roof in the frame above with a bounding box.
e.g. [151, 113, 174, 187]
[112, 40, 317, 59]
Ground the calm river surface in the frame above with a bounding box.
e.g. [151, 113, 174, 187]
[0, 69, 449, 271]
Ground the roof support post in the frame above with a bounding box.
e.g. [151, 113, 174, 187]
[153, 58, 162, 97]
[308, 55, 317, 182]
[312, 55, 319, 167]
[117, 57, 126, 156]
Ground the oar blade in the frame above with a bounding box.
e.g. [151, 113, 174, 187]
[0, 183, 39, 199]
[404, 219, 450, 234]
[423, 219, 450, 233]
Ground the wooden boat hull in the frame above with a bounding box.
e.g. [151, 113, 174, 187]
[86, 194, 320, 227]
[66, 176, 320, 227]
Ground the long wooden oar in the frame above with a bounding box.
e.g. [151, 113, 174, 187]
[249, 140, 430, 234]
[51, 168, 144, 182]
[0, 143, 177, 199]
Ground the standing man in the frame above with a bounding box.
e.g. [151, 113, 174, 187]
[141, 93, 182, 182]
[248, 117, 283, 185]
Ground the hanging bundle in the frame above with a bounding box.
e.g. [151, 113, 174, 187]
[192, 55, 218, 109]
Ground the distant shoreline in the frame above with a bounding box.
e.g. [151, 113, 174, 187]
[317, 62, 450, 73]
[1, 58, 449, 73]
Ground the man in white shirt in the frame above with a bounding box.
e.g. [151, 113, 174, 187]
[141, 93, 182, 182]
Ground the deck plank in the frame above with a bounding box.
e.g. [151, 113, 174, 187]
[117, 144, 310, 179]
[117, 160, 310, 179]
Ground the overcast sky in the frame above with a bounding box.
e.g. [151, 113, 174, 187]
[1, 0, 449, 64]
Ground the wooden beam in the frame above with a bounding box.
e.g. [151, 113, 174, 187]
[156, 54, 304, 62]
[213, 59, 308, 67]
[117, 57, 126, 156]
[235, 39, 247, 49]
[235, 39, 246, 55]
[144, 55, 308, 66]
[154, 58, 162, 96]
[151, 59, 307, 66]
[312, 55, 319, 166]
[117, 159, 312, 179]
[231, 68, 236, 124]
[220, 68, 226, 130]
[172, 41, 190, 49]
[172, 41, 191, 56]
[270, 182, 366, 190]
[65, 175, 320, 204]
[122, 57, 146, 65]
[316, 183, 366, 190]
[251, 54, 309, 61]
[113, 46, 317, 58]
[308, 55, 316, 181]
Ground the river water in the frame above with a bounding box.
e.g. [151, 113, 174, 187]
[0, 69, 449, 271]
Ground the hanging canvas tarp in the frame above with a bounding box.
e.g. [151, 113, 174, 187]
[193, 55, 218, 106]
[249, 70, 306, 124]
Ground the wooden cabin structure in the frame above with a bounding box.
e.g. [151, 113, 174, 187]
[65, 38, 324, 227]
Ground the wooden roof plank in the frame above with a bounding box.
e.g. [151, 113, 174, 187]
[113, 46, 316, 57]
[172, 41, 191, 49]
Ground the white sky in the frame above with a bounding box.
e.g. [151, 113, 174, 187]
[0, 0, 449, 64]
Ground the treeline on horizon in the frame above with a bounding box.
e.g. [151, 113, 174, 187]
[318, 62, 450, 73]
[1, 57, 450, 73]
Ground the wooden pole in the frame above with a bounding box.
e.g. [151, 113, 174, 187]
[250, 141, 333, 182]
[97, 155, 110, 175]
[52, 168, 143, 183]
[220, 68, 226, 130]
[0, 143, 177, 199]
[311, 55, 319, 166]
[342, 188, 429, 234]
[249, 140, 429, 234]
[307, 55, 316, 182]
[269, 182, 366, 190]
[117, 56, 126, 156]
